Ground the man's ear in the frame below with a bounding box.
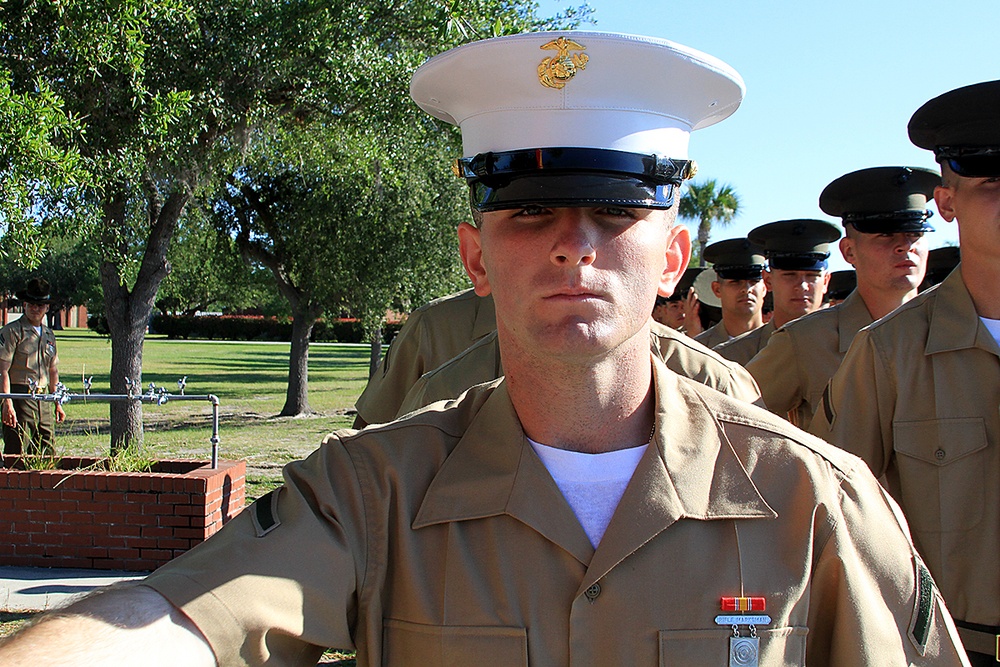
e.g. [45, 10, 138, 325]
[821, 271, 832, 295]
[711, 281, 723, 298]
[457, 222, 492, 296]
[762, 270, 773, 292]
[839, 236, 857, 267]
[934, 184, 957, 222]
[657, 224, 692, 297]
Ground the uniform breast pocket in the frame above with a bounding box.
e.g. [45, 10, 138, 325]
[659, 626, 807, 666]
[893, 418, 987, 532]
[383, 618, 527, 666]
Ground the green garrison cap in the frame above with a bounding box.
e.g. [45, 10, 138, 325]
[819, 166, 938, 234]
[703, 238, 765, 280]
[748, 219, 841, 271]
[826, 270, 856, 301]
[909, 81, 1000, 177]
[923, 246, 960, 288]
[665, 266, 705, 301]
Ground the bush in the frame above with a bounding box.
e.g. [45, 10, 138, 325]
[149, 315, 403, 343]
[87, 313, 110, 336]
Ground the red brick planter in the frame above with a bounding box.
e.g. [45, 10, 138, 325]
[0, 458, 245, 571]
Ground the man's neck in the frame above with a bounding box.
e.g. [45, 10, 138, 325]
[856, 282, 918, 321]
[961, 258, 1000, 319]
[501, 328, 655, 455]
[770, 310, 795, 329]
[722, 312, 762, 338]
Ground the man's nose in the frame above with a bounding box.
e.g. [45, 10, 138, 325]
[550, 211, 597, 267]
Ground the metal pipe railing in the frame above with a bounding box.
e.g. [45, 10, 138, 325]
[1, 377, 221, 468]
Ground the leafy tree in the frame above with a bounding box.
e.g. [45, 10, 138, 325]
[0, 234, 102, 319]
[213, 118, 469, 416]
[156, 208, 275, 316]
[679, 179, 742, 266]
[0, 0, 590, 451]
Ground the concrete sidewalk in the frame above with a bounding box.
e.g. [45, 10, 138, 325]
[0, 566, 146, 612]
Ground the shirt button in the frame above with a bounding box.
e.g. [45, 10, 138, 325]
[934, 448, 946, 461]
[584, 583, 601, 601]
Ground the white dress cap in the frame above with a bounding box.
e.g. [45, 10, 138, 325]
[410, 31, 745, 159]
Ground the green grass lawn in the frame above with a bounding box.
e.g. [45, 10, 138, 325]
[48, 329, 372, 501]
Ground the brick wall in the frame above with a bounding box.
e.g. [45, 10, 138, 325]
[0, 458, 246, 571]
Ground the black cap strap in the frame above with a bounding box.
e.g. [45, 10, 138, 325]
[455, 148, 695, 185]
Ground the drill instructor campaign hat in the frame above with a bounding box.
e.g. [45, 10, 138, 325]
[410, 32, 745, 211]
[15, 277, 52, 305]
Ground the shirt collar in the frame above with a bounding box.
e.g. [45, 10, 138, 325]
[927, 264, 1000, 355]
[837, 289, 875, 353]
[413, 356, 775, 566]
[472, 293, 497, 339]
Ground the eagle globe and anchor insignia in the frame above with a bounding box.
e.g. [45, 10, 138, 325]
[537, 37, 588, 89]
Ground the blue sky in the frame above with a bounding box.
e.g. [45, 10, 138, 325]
[537, 0, 996, 269]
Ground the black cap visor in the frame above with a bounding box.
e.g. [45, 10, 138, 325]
[458, 147, 691, 212]
[469, 173, 677, 212]
[768, 253, 829, 272]
[844, 211, 934, 234]
[714, 265, 765, 281]
[938, 149, 1000, 178]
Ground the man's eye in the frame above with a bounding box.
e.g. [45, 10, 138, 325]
[601, 207, 633, 218]
[514, 205, 546, 217]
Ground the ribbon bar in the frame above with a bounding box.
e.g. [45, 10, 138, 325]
[720, 596, 766, 612]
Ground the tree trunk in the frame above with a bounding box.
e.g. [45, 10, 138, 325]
[103, 283, 147, 453]
[280, 307, 319, 416]
[100, 180, 190, 453]
[368, 326, 382, 379]
[697, 217, 711, 267]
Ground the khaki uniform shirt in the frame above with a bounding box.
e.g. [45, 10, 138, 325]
[0, 317, 57, 389]
[811, 267, 999, 629]
[397, 321, 761, 416]
[693, 320, 732, 349]
[145, 358, 965, 666]
[355, 290, 496, 425]
[746, 291, 872, 430]
[713, 320, 775, 366]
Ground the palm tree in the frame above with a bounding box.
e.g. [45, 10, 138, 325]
[679, 179, 741, 266]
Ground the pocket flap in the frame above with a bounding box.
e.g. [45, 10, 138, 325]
[893, 418, 987, 465]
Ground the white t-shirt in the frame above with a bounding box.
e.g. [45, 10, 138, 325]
[981, 316, 1000, 346]
[529, 439, 648, 548]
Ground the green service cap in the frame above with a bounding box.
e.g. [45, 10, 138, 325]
[665, 266, 705, 302]
[703, 238, 765, 280]
[826, 270, 856, 301]
[819, 166, 939, 234]
[923, 246, 960, 288]
[748, 219, 841, 271]
[909, 80, 1000, 177]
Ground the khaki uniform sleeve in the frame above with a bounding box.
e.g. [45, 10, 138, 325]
[808, 329, 894, 476]
[806, 463, 967, 666]
[0, 324, 19, 364]
[719, 363, 763, 406]
[396, 373, 431, 417]
[746, 328, 803, 417]
[355, 312, 428, 425]
[143, 437, 367, 666]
